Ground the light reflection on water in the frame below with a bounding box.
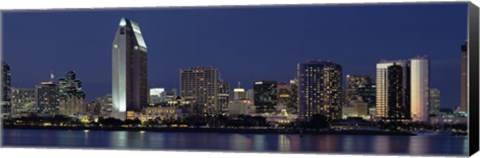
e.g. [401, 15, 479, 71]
[2, 129, 468, 156]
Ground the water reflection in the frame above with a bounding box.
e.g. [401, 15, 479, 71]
[342, 135, 354, 153]
[109, 131, 127, 149]
[230, 134, 251, 151]
[278, 135, 291, 152]
[253, 135, 266, 151]
[2, 129, 468, 156]
[408, 136, 428, 155]
[373, 136, 390, 154]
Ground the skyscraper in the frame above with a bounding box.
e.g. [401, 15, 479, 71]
[180, 67, 220, 114]
[254, 80, 278, 114]
[36, 82, 60, 116]
[112, 17, 148, 120]
[345, 75, 376, 107]
[298, 60, 342, 120]
[460, 41, 468, 113]
[11, 88, 36, 117]
[218, 80, 230, 113]
[277, 79, 298, 113]
[58, 70, 86, 116]
[344, 75, 375, 118]
[410, 57, 429, 122]
[376, 60, 410, 121]
[230, 82, 247, 101]
[387, 64, 410, 121]
[1, 62, 11, 117]
[429, 88, 440, 115]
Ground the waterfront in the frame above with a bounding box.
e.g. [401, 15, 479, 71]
[2, 129, 468, 156]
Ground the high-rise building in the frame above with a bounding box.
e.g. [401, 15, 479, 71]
[150, 88, 166, 105]
[230, 82, 247, 101]
[375, 57, 429, 122]
[180, 67, 221, 114]
[410, 57, 429, 122]
[93, 94, 113, 118]
[218, 80, 230, 113]
[58, 70, 86, 116]
[460, 42, 468, 112]
[375, 60, 410, 121]
[387, 64, 410, 121]
[112, 17, 149, 120]
[36, 82, 60, 116]
[344, 75, 375, 119]
[298, 60, 342, 121]
[430, 88, 440, 115]
[345, 75, 376, 113]
[11, 88, 36, 117]
[277, 79, 298, 113]
[1, 62, 11, 117]
[254, 81, 278, 114]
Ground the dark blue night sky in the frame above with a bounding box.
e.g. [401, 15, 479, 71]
[3, 3, 468, 108]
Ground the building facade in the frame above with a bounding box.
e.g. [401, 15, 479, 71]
[180, 67, 220, 114]
[254, 80, 278, 114]
[375, 60, 410, 121]
[36, 82, 60, 116]
[298, 60, 342, 121]
[345, 75, 376, 117]
[58, 70, 86, 116]
[150, 88, 166, 105]
[410, 57, 429, 122]
[112, 17, 149, 120]
[429, 88, 440, 115]
[217, 80, 230, 113]
[1, 62, 11, 117]
[11, 88, 36, 117]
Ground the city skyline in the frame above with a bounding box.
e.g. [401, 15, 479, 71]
[3, 3, 468, 108]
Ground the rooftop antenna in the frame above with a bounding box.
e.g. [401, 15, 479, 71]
[237, 81, 241, 88]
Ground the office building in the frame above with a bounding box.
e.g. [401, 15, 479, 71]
[218, 79, 230, 113]
[150, 88, 166, 105]
[430, 88, 440, 115]
[58, 70, 86, 116]
[112, 17, 149, 120]
[1, 62, 11, 117]
[11, 88, 36, 117]
[36, 82, 60, 116]
[376, 60, 410, 121]
[345, 75, 376, 117]
[298, 60, 342, 120]
[410, 57, 429, 122]
[277, 79, 298, 113]
[254, 80, 278, 114]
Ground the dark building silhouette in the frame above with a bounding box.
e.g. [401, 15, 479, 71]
[254, 80, 278, 113]
[1, 62, 11, 117]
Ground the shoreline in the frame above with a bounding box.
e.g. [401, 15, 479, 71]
[3, 125, 416, 136]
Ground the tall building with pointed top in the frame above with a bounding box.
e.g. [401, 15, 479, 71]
[112, 17, 148, 120]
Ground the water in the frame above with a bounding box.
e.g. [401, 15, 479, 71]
[2, 129, 468, 156]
